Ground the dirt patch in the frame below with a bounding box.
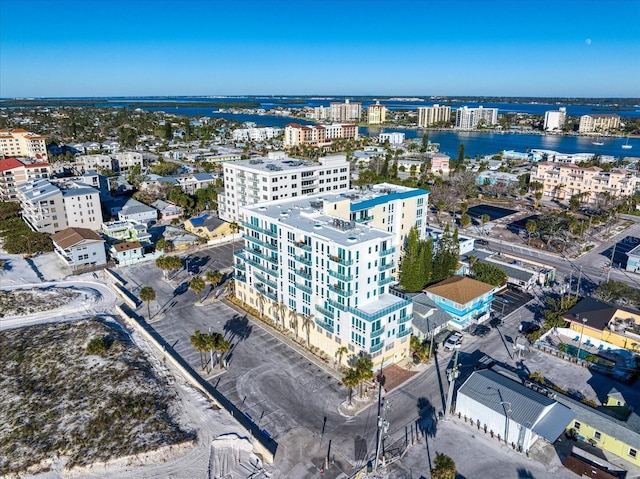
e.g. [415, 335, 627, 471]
[376, 364, 417, 392]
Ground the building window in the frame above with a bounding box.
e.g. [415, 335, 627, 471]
[630, 448, 637, 459]
[573, 421, 580, 430]
[593, 431, 601, 441]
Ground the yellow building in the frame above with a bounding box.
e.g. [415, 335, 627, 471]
[184, 213, 233, 241]
[0, 128, 48, 160]
[564, 297, 640, 353]
[558, 388, 640, 468]
[367, 101, 387, 125]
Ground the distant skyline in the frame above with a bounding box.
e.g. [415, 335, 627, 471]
[1, 0, 639, 99]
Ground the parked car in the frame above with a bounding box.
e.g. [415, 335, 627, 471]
[444, 332, 463, 351]
[489, 317, 502, 328]
[471, 324, 491, 337]
[519, 322, 540, 334]
[476, 239, 489, 246]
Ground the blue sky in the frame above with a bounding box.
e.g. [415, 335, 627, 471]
[1, 0, 639, 98]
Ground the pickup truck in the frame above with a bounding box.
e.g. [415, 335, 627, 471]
[443, 332, 463, 351]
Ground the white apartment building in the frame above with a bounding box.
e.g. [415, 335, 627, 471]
[378, 132, 405, 146]
[578, 114, 621, 133]
[218, 152, 350, 222]
[312, 106, 330, 121]
[330, 99, 362, 122]
[367, 101, 387, 125]
[0, 129, 48, 160]
[78, 151, 143, 173]
[417, 104, 452, 127]
[455, 106, 499, 129]
[18, 179, 103, 234]
[0, 157, 51, 201]
[234, 196, 413, 366]
[232, 127, 283, 142]
[283, 123, 359, 148]
[543, 107, 567, 131]
[530, 162, 639, 202]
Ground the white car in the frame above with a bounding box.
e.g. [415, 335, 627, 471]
[443, 332, 463, 351]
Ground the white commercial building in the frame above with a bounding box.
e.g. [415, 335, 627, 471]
[218, 152, 350, 222]
[78, 151, 143, 173]
[232, 127, 283, 142]
[455, 106, 499, 129]
[417, 104, 452, 127]
[543, 107, 567, 131]
[18, 179, 103, 234]
[378, 132, 405, 146]
[234, 195, 413, 366]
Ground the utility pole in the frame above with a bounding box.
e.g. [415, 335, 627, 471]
[444, 345, 461, 419]
[575, 266, 582, 299]
[374, 396, 390, 471]
[607, 241, 617, 282]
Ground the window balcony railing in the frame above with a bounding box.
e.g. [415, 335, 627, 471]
[328, 255, 354, 266]
[370, 327, 385, 338]
[354, 215, 373, 223]
[255, 272, 278, 290]
[315, 304, 335, 320]
[295, 241, 312, 252]
[243, 234, 277, 251]
[256, 284, 277, 302]
[295, 282, 312, 294]
[234, 272, 247, 283]
[397, 327, 413, 338]
[234, 262, 246, 271]
[244, 247, 278, 264]
[328, 269, 353, 282]
[378, 276, 395, 287]
[233, 251, 245, 261]
[245, 257, 277, 276]
[326, 298, 346, 312]
[370, 342, 384, 353]
[378, 262, 394, 272]
[295, 255, 312, 266]
[328, 284, 353, 297]
[314, 316, 335, 333]
[379, 247, 396, 257]
[297, 269, 312, 280]
[241, 220, 277, 238]
[398, 313, 413, 324]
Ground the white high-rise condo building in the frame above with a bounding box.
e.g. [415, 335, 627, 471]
[233, 193, 417, 366]
[543, 107, 567, 131]
[417, 104, 452, 127]
[330, 99, 362, 122]
[18, 179, 103, 234]
[218, 152, 350, 222]
[454, 106, 499, 129]
[578, 114, 621, 133]
[0, 129, 48, 160]
[367, 101, 387, 125]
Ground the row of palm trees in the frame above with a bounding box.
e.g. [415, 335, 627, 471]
[189, 269, 223, 302]
[190, 330, 231, 371]
[341, 356, 374, 406]
[251, 293, 316, 348]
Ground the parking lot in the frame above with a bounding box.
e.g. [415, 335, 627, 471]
[491, 287, 534, 319]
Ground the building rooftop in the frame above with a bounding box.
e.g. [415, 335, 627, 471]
[51, 227, 103, 249]
[112, 241, 142, 252]
[425, 275, 495, 305]
[407, 292, 453, 335]
[227, 153, 346, 174]
[342, 183, 429, 212]
[563, 296, 640, 332]
[187, 213, 225, 231]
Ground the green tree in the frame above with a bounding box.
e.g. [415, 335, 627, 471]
[189, 276, 206, 302]
[190, 330, 209, 369]
[473, 262, 507, 286]
[335, 346, 348, 369]
[342, 368, 360, 405]
[432, 225, 460, 283]
[355, 356, 374, 399]
[302, 314, 314, 347]
[460, 213, 471, 229]
[399, 226, 422, 292]
[139, 286, 156, 321]
[431, 453, 456, 479]
[156, 255, 183, 278]
[458, 143, 465, 162]
[525, 219, 537, 246]
[86, 336, 109, 356]
[420, 133, 429, 152]
[481, 213, 490, 230]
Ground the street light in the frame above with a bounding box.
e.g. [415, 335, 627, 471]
[576, 315, 588, 361]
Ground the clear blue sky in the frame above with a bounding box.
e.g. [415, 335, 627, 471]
[1, 0, 639, 98]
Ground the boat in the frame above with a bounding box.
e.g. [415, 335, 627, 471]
[622, 137, 632, 149]
[592, 134, 604, 146]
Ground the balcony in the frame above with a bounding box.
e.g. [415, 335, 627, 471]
[314, 316, 334, 333]
[295, 241, 312, 251]
[234, 272, 247, 283]
[328, 284, 353, 297]
[255, 272, 278, 290]
[328, 269, 353, 282]
[295, 282, 312, 294]
[397, 327, 413, 338]
[379, 247, 396, 257]
[378, 262, 394, 272]
[245, 257, 277, 276]
[256, 284, 277, 302]
[354, 215, 373, 223]
[371, 327, 385, 338]
[245, 247, 278, 264]
[378, 276, 395, 287]
[295, 255, 312, 266]
[370, 342, 384, 353]
[326, 298, 347, 312]
[234, 262, 246, 271]
[233, 251, 245, 261]
[398, 313, 413, 324]
[315, 304, 335, 320]
[297, 269, 312, 280]
[241, 220, 277, 238]
[328, 255, 354, 266]
[243, 234, 277, 251]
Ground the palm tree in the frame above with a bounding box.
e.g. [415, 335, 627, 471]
[526, 219, 537, 246]
[189, 276, 206, 302]
[214, 334, 231, 367]
[459, 201, 469, 217]
[335, 346, 348, 369]
[554, 183, 566, 200]
[190, 330, 208, 370]
[256, 292, 266, 319]
[431, 453, 456, 479]
[467, 255, 478, 276]
[229, 221, 239, 254]
[342, 368, 360, 406]
[139, 286, 156, 321]
[534, 191, 543, 209]
[460, 213, 471, 229]
[302, 314, 314, 348]
[290, 310, 300, 339]
[276, 301, 287, 329]
[480, 213, 490, 231]
[355, 357, 374, 399]
[206, 269, 223, 296]
[224, 278, 235, 297]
